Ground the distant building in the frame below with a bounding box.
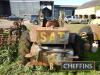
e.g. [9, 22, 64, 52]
[9, 0, 54, 19]
[75, 0, 100, 19]
[0, 0, 11, 16]
[10, 0, 40, 19]
[0, 0, 77, 20]
[54, 5, 78, 19]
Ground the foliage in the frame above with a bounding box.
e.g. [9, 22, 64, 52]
[0, 60, 33, 75]
[0, 43, 33, 75]
[0, 44, 18, 64]
[83, 48, 100, 70]
[96, 6, 100, 11]
[0, 40, 100, 75]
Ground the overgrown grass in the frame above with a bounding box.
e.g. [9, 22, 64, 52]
[83, 48, 100, 70]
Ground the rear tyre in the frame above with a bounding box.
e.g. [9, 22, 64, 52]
[79, 26, 98, 52]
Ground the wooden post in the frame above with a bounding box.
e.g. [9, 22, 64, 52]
[59, 10, 65, 27]
[38, 9, 44, 26]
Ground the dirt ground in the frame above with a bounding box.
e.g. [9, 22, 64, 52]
[0, 19, 33, 28]
[0, 19, 14, 28]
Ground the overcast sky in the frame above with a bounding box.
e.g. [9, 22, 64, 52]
[54, 0, 91, 5]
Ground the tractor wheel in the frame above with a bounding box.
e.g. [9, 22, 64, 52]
[79, 26, 98, 52]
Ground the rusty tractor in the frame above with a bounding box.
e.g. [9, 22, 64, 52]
[25, 23, 84, 70]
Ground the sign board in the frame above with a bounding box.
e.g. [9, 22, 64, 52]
[36, 27, 69, 44]
[62, 61, 95, 71]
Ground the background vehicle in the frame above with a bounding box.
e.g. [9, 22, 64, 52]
[64, 16, 88, 24]
[30, 15, 39, 25]
[7, 15, 23, 21]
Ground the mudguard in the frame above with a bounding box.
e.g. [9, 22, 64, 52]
[90, 25, 100, 40]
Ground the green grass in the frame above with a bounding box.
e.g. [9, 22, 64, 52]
[27, 23, 87, 33]
[64, 23, 87, 33]
[31, 71, 100, 75]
